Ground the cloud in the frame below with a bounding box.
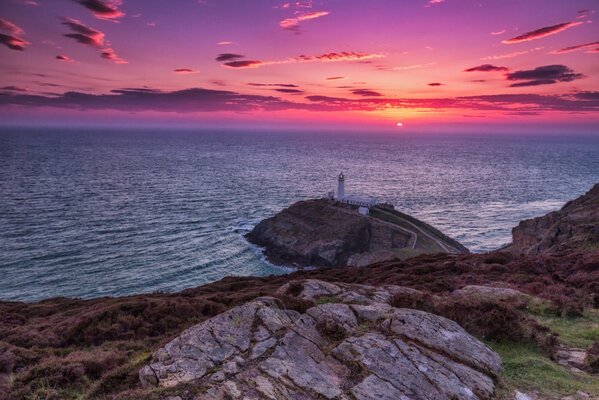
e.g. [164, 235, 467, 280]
[74, 0, 125, 21]
[219, 51, 384, 69]
[550, 41, 599, 54]
[425, 0, 445, 6]
[0, 18, 25, 36]
[2, 87, 598, 114]
[100, 47, 127, 64]
[506, 64, 584, 87]
[216, 53, 244, 62]
[0, 18, 29, 50]
[352, 89, 383, 97]
[303, 52, 383, 62]
[174, 68, 199, 74]
[2, 85, 27, 92]
[326, 76, 345, 80]
[0, 33, 29, 50]
[274, 88, 303, 94]
[217, 41, 234, 45]
[502, 21, 582, 44]
[427, 82, 444, 86]
[392, 62, 436, 70]
[224, 60, 263, 68]
[62, 18, 105, 46]
[491, 29, 506, 35]
[575, 91, 599, 100]
[248, 83, 299, 87]
[18, 0, 39, 5]
[465, 64, 508, 72]
[61, 18, 126, 64]
[280, 10, 329, 33]
[481, 47, 543, 60]
[56, 55, 72, 61]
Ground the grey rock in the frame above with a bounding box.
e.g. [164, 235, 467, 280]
[140, 280, 501, 399]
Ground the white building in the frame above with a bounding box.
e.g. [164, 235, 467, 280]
[333, 173, 378, 208]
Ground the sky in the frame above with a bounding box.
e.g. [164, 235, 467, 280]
[0, 0, 598, 132]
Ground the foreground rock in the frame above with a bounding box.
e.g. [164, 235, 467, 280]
[246, 199, 468, 268]
[140, 279, 501, 399]
[508, 183, 599, 255]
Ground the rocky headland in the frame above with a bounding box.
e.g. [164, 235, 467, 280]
[246, 199, 468, 268]
[0, 183, 598, 400]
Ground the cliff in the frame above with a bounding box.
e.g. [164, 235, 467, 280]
[508, 183, 599, 255]
[246, 199, 468, 268]
[2, 185, 599, 399]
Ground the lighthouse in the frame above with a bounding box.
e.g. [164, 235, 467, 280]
[337, 172, 345, 199]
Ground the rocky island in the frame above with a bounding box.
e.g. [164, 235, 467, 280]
[0, 183, 598, 400]
[247, 199, 468, 268]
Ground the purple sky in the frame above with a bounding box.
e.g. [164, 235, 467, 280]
[0, 0, 598, 131]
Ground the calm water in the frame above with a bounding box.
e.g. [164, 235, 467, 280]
[1, 128, 598, 302]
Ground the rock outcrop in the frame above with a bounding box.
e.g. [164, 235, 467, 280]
[246, 199, 468, 268]
[508, 183, 599, 255]
[139, 279, 501, 399]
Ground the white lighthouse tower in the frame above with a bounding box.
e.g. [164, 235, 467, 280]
[337, 172, 345, 200]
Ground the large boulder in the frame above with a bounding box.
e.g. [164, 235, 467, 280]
[140, 280, 501, 399]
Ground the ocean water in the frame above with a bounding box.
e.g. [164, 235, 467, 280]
[1, 128, 598, 302]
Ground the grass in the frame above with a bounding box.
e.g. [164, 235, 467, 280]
[535, 309, 599, 348]
[315, 295, 340, 305]
[489, 342, 599, 399]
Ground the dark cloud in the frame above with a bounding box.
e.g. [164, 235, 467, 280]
[174, 68, 199, 74]
[0, 18, 29, 50]
[74, 0, 125, 20]
[506, 65, 583, 87]
[351, 89, 383, 97]
[465, 64, 508, 72]
[574, 91, 599, 100]
[1, 87, 598, 115]
[216, 53, 244, 62]
[502, 21, 582, 44]
[224, 60, 263, 68]
[0, 33, 28, 50]
[56, 55, 71, 61]
[61, 18, 126, 64]
[1, 86, 27, 92]
[248, 83, 299, 88]
[551, 41, 599, 54]
[62, 18, 105, 46]
[101, 48, 127, 64]
[326, 76, 345, 80]
[0, 18, 25, 35]
[428, 82, 444, 86]
[509, 79, 557, 87]
[274, 88, 303, 94]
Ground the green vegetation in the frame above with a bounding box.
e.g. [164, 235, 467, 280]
[315, 295, 340, 305]
[489, 342, 599, 399]
[536, 309, 599, 348]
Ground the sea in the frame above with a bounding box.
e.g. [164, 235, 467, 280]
[1, 128, 598, 302]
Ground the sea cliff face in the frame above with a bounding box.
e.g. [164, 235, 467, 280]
[246, 199, 468, 268]
[509, 183, 599, 255]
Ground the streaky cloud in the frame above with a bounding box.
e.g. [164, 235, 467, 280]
[280, 11, 329, 33]
[216, 53, 244, 62]
[352, 89, 383, 97]
[550, 41, 599, 54]
[74, 0, 125, 21]
[0, 33, 29, 50]
[506, 65, 584, 87]
[464, 64, 508, 72]
[502, 21, 582, 44]
[1, 87, 598, 114]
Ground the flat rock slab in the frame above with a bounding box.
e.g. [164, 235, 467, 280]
[140, 280, 501, 399]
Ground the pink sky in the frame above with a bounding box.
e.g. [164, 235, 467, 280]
[0, 0, 598, 131]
